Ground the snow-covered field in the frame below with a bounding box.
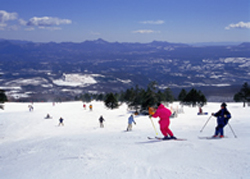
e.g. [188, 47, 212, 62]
[0, 101, 249, 179]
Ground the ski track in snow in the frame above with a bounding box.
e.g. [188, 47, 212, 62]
[0, 101, 249, 179]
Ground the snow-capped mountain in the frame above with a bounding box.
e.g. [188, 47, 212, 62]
[0, 39, 249, 101]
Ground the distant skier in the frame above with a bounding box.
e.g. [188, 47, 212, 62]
[45, 113, 52, 119]
[89, 104, 93, 111]
[199, 106, 203, 114]
[58, 117, 64, 126]
[212, 102, 231, 138]
[83, 104, 86, 109]
[99, 115, 105, 128]
[127, 114, 136, 131]
[151, 102, 176, 140]
[28, 105, 34, 112]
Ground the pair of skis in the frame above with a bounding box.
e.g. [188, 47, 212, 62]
[147, 136, 187, 141]
[198, 136, 226, 140]
[147, 136, 227, 141]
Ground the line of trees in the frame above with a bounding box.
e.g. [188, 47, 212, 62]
[178, 88, 207, 107]
[76, 81, 207, 111]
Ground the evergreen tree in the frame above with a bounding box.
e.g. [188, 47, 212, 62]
[178, 89, 187, 102]
[0, 89, 7, 110]
[0, 89, 7, 103]
[234, 82, 250, 107]
[198, 90, 207, 107]
[182, 88, 206, 107]
[141, 82, 158, 110]
[156, 90, 165, 102]
[82, 93, 92, 102]
[104, 93, 119, 109]
[123, 88, 134, 103]
[163, 88, 175, 102]
[128, 85, 142, 111]
[0, 75, 7, 104]
[96, 93, 105, 101]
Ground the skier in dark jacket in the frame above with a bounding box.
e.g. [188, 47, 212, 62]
[58, 117, 64, 126]
[99, 115, 105, 128]
[212, 102, 231, 138]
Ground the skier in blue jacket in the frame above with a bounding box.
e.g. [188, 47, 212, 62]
[58, 117, 64, 126]
[212, 102, 231, 138]
[127, 114, 136, 131]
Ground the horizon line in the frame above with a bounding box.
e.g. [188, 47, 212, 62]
[0, 38, 247, 46]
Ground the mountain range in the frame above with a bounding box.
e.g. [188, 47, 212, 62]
[0, 38, 250, 102]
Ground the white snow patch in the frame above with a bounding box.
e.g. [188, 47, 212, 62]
[91, 74, 105, 78]
[41, 84, 53, 88]
[53, 74, 98, 87]
[170, 73, 184, 77]
[0, 86, 22, 90]
[6, 91, 30, 99]
[211, 83, 231, 87]
[195, 74, 206, 78]
[222, 57, 250, 63]
[210, 75, 223, 79]
[185, 83, 231, 87]
[220, 57, 250, 67]
[5, 78, 49, 86]
[239, 61, 250, 68]
[61, 89, 82, 94]
[116, 78, 131, 84]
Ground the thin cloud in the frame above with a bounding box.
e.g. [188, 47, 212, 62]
[38, 26, 62, 31]
[225, 21, 250, 30]
[0, 23, 6, 30]
[140, 20, 165, 25]
[19, 19, 27, 26]
[0, 10, 18, 30]
[0, 10, 18, 23]
[0, 10, 72, 31]
[26, 16, 72, 27]
[132, 29, 160, 34]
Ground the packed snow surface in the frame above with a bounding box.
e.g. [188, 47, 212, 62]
[0, 101, 249, 179]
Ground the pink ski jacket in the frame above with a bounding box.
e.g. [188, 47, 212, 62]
[152, 104, 172, 124]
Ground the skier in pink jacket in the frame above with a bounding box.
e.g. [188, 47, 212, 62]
[152, 103, 176, 140]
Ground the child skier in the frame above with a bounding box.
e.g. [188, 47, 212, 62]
[151, 103, 176, 140]
[212, 102, 231, 138]
[58, 117, 64, 126]
[99, 115, 105, 128]
[127, 114, 136, 131]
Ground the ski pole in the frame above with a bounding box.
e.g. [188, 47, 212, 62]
[228, 123, 237, 138]
[149, 116, 158, 136]
[200, 115, 213, 132]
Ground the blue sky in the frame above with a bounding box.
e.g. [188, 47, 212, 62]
[0, 0, 249, 43]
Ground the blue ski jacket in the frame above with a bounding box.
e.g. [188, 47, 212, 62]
[213, 108, 231, 125]
[128, 115, 135, 124]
